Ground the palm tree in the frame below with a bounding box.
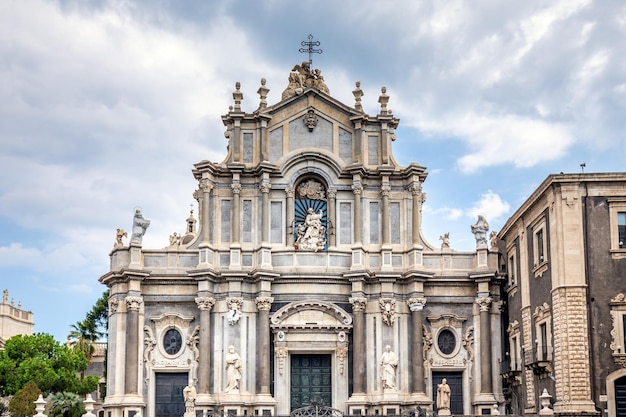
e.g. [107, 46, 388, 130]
[68, 320, 97, 361]
[49, 392, 84, 417]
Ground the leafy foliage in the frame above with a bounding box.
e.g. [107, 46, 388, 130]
[0, 333, 98, 396]
[9, 380, 42, 417]
[49, 392, 85, 417]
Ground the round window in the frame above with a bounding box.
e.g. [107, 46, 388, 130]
[437, 329, 456, 355]
[163, 328, 183, 355]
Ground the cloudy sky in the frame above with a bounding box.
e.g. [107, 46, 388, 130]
[1, 0, 625, 342]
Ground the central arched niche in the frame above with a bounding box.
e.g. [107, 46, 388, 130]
[293, 176, 328, 252]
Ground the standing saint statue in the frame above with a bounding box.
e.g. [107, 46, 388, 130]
[380, 345, 399, 390]
[224, 345, 242, 392]
[437, 378, 451, 415]
[183, 384, 196, 416]
[130, 209, 150, 244]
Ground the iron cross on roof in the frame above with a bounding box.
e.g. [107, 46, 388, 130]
[299, 34, 323, 66]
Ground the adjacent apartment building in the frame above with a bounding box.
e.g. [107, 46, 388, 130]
[498, 172, 626, 417]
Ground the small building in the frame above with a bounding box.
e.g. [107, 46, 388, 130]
[0, 289, 34, 349]
[100, 63, 503, 417]
[498, 172, 626, 417]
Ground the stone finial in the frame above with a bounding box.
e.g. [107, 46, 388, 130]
[83, 394, 96, 417]
[257, 78, 269, 110]
[233, 82, 243, 111]
[378, 86, 389, 115]
[539, 389, 554, 415]
[34, 394, 46, 417]
[352, 81, 364, 112]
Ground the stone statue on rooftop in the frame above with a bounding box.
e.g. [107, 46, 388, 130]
[471, 214, 489, 249]
[282, 62, 329, 100]
[130, 209, 150, 245]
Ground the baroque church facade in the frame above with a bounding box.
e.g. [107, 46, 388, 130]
[100, 62, 504, 417]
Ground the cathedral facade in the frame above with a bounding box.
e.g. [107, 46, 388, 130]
[100, 63, 502, 417]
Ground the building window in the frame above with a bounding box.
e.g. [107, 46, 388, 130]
[532, 303, 552, 365]
[610, 293, 626, 366]
[617, 211, 626, 249]
[509, 253, 516, 286]
[609, 198, 626, 259]
[530, 214, 548, 277]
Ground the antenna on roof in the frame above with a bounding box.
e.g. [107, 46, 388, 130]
[580, 162, 586, 173]
[299, 34, 323, 66]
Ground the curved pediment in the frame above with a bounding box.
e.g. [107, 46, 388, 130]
[271, 300, 352, 330]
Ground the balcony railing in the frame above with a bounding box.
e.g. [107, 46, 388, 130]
[524, 345, 553, 375]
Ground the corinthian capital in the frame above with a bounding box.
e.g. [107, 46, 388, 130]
[199, 179, 214, 193]
[195, 296, 216, 311]
[231, 183, 242, 195]
[380, 185, 391, 197]
[476, 296, 493, 312]
[259, 181, 272, 193]
[256, 296, 274, 311]
[407, 297, 427, 311]
[352, 183, 363, 195]
[125, 296, 143, 311]
[349, 297, 367, 312]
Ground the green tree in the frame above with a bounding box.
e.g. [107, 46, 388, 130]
[0, 333, 98, 396]
[49, 392, 84, 417]
[9, 380, 42, 417]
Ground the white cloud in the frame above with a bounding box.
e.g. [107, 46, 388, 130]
[466, 190, 511, 223]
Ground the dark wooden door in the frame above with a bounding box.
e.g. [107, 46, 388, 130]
[432, 371, 463, 415]
[155, 372, 187, 417]
[290, 354, 332, 411]
[616, 376, 626, 417]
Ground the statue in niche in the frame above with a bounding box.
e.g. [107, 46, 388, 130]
[295, 208, 326, 252]
[224, 345, 242, 392]
[183, 385, 196, 416]
[130, 209, 150, 244]
[471, 214, 489, 249]
[380, 345, 399, 390]
[437, 378, 451, 414]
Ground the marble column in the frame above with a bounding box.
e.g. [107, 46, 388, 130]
[124, 296, 142, 395]
[408, 297, 427, 393]
[350, 297, 367, 393]
[381, 184, 391, 245]
[409, 183, 422, 246]
[195, 296, 215, 395]
[352, 183, 363, 244]
[328, 189, 337, 247]
[256, 296, 274, 394]
[286, 188, 295, 245]
[231, 182, 241, 243]
[199, 179, 213, 244]
[477, 296, 493, 393]
[260, 180, 271, 243]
